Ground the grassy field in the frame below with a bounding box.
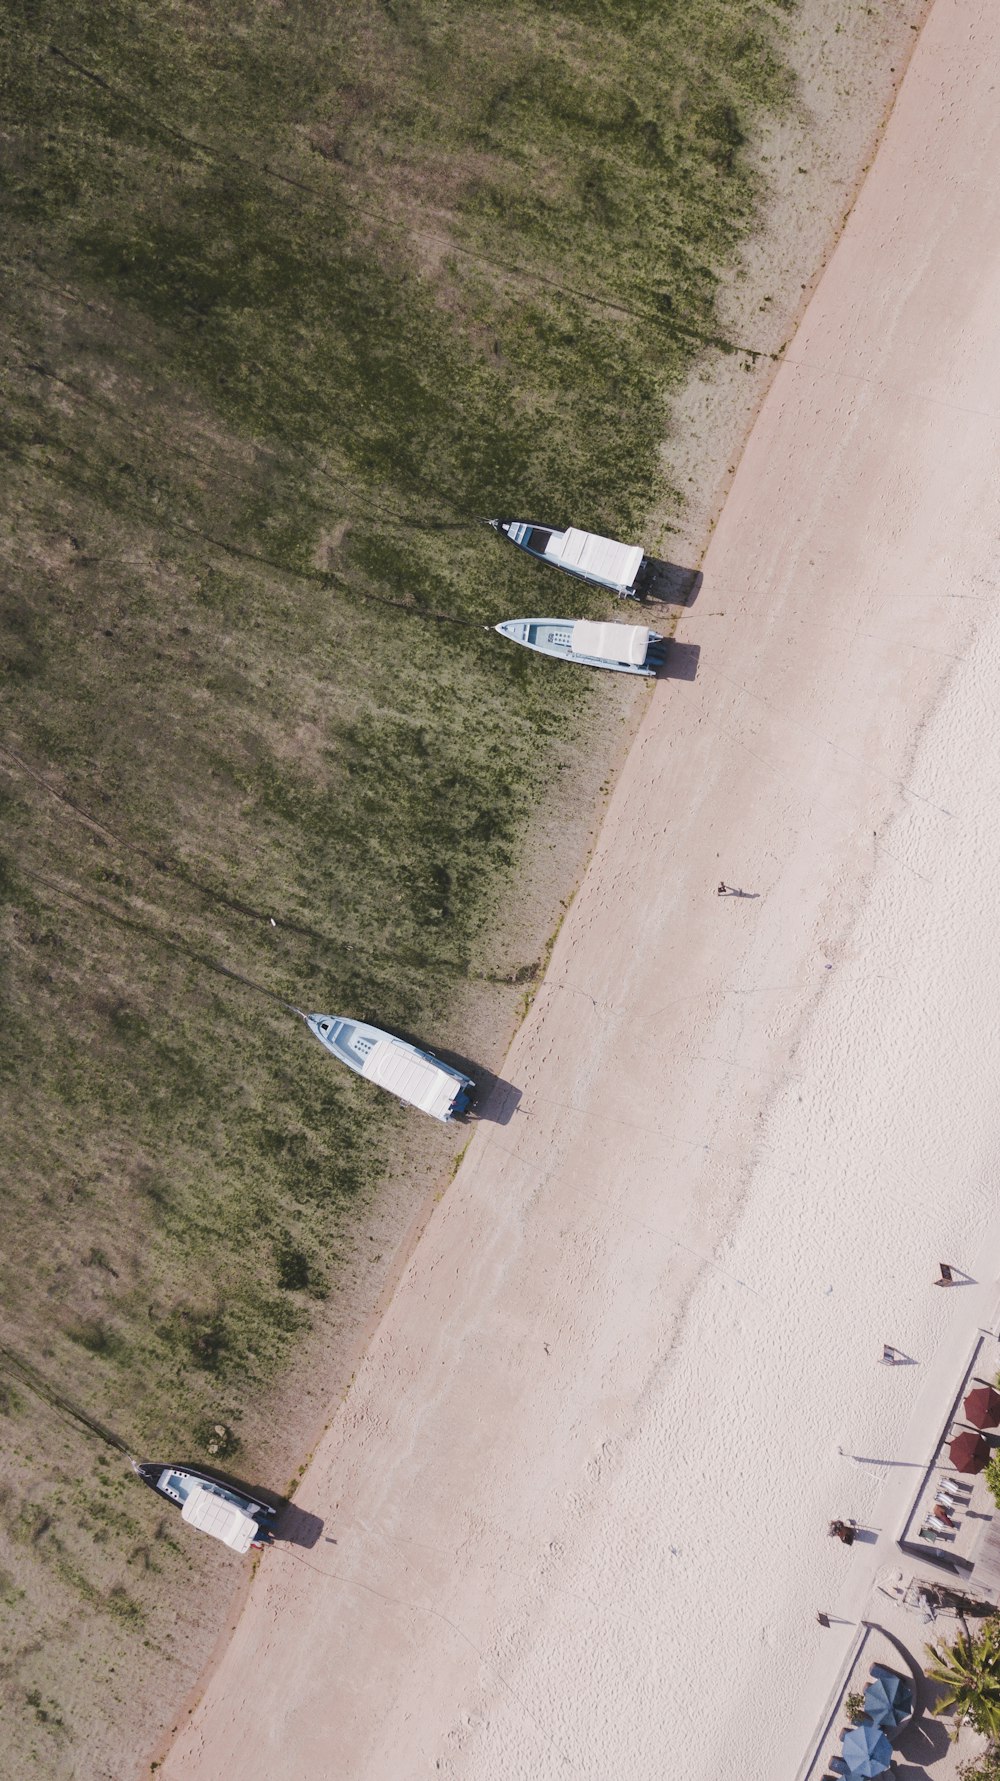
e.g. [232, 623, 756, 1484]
[0, 1, 794, 1772]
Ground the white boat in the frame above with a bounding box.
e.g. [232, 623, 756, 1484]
[495, 617, 665, 676]
[134, 1462, 276, 1554]
[490, 518, 647, 597]
[305, 1015, 475, 1121]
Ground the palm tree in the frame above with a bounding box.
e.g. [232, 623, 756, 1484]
[926, 1623, 1000, 1740]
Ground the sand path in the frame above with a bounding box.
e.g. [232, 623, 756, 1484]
[160, 3, 1000, 1775]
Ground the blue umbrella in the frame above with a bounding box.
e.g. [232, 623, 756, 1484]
[841, 1722, 893, 1777]
[864, 1671, 912, 1730]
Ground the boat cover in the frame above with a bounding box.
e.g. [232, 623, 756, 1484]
[361, 1037, 459, 1120]
[571, 621, 651, 666]
[545, 528, 644, 590]
[181, 1484, 259, 1553]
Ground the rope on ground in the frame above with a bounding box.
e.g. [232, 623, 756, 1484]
[19, 865, 307, 1019]
[1, 761, 480, 977]
[0, 1340, 136, 1461]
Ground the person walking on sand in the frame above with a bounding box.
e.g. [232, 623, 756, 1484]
[717, 882, 728, 896]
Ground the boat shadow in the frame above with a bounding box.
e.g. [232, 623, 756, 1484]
[472, 1072, 522, 1126]
[172, 1463, 324, 1548]
[271, 1500, 325, 1549]
[444, 1055, 522, 1127]
[657, 639, 699, 682]
[388, 1031, 523, 1127]
[637, 559, 703, 607]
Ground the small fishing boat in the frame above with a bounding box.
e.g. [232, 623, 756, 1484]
[490, 518, 647, 598]
[495, 617, 665, 676]
[305, 1015, 475, 1121]
[134, 1462, 277, 1554]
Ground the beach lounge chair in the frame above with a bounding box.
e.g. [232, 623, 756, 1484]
[919, 1523, 944, 1543]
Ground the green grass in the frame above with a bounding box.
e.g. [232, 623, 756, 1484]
[0, 0, 795, 1771]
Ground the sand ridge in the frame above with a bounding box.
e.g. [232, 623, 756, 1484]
[159, 1, 1000, 1775]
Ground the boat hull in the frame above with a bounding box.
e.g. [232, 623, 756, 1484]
[305, 1015, 474, 1121]
[495, 618, 665, 676]
[135, 1463, 276, 1529]
[491, 518, 646, 598]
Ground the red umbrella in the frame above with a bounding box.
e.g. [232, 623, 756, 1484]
[964, 1387, 1000, 1430]
[950, 1430, 991, 1472]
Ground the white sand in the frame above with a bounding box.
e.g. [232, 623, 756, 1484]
[160, 2, 1000, 1775]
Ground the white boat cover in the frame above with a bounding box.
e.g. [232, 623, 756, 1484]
[545, 527, 644, 590]
[361, 1037, 459, 1120]
[181, 1484, 259, 1553]
[571, 621, 651, 666]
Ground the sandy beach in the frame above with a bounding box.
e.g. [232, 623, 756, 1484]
[159, 3, 1000, 1776]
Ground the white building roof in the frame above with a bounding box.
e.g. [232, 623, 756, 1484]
[361, 1037, 459, 1120]
[571, 621, 651, 666]
[545, 527, 644, 590]
[181, 1484, 260, 1553]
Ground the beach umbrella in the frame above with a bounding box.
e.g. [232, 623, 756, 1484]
[863, 1672, 912, 1730]
[964, 1386, 1000, 1429]
[950, 1430, 991, 1473]
[840, 1722, 893, 1777]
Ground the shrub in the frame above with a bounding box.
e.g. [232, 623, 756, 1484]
[959, 1746, 1000, 1781]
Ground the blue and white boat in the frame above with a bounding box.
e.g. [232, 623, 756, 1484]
[495, 617, 665, 676]
[490, 518, 647, 598]
[134, 1462, 276, 1554]
[305, 1015, 474, 1121]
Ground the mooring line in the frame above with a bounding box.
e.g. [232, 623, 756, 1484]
[21, 865, 306, 1019]
[0, 1340, 136, 1461]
